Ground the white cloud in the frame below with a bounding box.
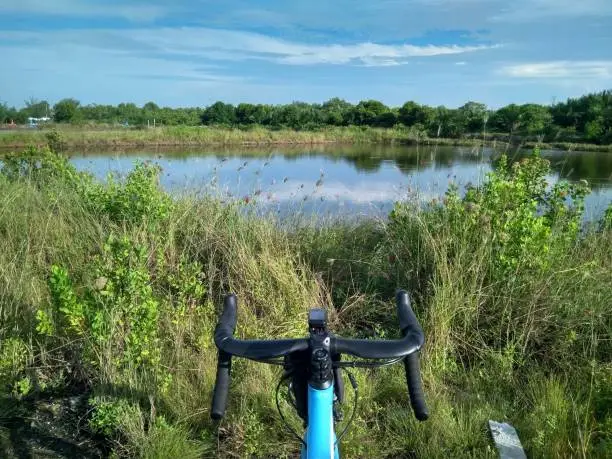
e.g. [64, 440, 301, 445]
[274, 42, 494, 66]
[3, 27, 497, 68]
[0, 0, 166, 21]
[500, 61, 612, 79]
[166, 29, 497, 66]
[270, 181, 406, 204]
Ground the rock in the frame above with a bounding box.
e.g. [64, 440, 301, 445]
[94, 277, 107, 290]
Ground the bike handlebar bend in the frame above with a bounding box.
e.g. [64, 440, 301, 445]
[211, 290, 428, 421]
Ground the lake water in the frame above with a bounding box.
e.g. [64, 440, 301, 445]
[69, 145, 612, 220]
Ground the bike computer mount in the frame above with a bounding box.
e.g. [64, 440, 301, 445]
[308, 308, 332, 389]
[308, 308, 327, 333]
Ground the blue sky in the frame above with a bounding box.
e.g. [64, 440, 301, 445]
[1, 0, 611, 108]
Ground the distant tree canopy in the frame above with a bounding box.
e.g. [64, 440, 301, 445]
[1, 90, 611, 144]
[23, 98, 51, 119]
[53, 98, 81, 123]
[201, 101, 236, 125]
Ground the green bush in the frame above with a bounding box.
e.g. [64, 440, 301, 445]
[390, 152, 589, 282]
[89, 397, 131, 437]
[0, 145, 82, 186]
[42, 235, 165, 387]
[44, 129, 66, 152]
[1, 146, 171, 229]
[89, 396, 208, 458]
[603, 203, 612, 230]
[0, 338, 29, 390]
[86, 162, 172, 227]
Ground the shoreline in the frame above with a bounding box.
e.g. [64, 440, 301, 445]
[0, 126, 611, 152]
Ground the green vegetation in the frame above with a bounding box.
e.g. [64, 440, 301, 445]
[0, 144, 610, 457]
[2, 125, 612, 152]
[2, 89, 612, 146]
[0, 125, 429, 149]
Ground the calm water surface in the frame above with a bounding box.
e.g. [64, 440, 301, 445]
[69, 145, 612, 220]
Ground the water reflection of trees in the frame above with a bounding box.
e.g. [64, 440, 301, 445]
[72, 145, 611, 190]
[343, 147, 483, 173]
[509, 151, 612, 189]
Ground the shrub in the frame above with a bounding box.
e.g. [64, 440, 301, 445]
[1, 147, 171, 229]
[89, 396, 207, 458]
[385, 152, 600, 375]
[0, 145, 82, 186]
[0, 338, 29, 391]
[43, 235, 164, 386]
[85, 162, 172, 227]
[389, 152, 589, 284]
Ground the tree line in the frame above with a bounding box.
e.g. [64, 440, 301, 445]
[1, 90, 611, 144]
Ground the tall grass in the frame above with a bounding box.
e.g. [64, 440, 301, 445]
[0, 146, 610, 457]
[2, 126, 611, 152]
[1, 126, 422, 149]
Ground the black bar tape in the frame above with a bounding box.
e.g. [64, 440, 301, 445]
[404, 352, 429, 421]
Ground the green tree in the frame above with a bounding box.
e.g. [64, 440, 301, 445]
[491, 104, 522, 133]
[24, 98, 51, 118]
[349, 100, 390, 126]
[80, 104, 118, 123]
[235, 103, 272, 125]
[235, 103, 258, 125]
[549, 90, 612, 142]
[201, 101, 236, 125]
[53, 98, 81, 123]
[7, 89, 611, 143]
[143, 101, 159, 112]
[117, 103, 143, 125]
[321, 98, 352, 126]
[519, 104, 553, 135]
[0, 101, 9, 123]
[376, 110, 398, 128]
[428, 107, 466, 138]
[458, 101, 488, 132]
[399, 101, 433, 127]
[584, 119, 605, 141]
[8, 106, 25, 124]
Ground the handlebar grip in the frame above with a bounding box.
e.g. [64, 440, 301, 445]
[218, 294, 238, 336]
[396, 290, 428, 421]
[404, 352, 429, 421]
[396, 290, 420, 335]
[211, 349, 232, 420]
[211, 294, 238, 420]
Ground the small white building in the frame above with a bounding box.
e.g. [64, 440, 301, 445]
[28, 117, 51, 127]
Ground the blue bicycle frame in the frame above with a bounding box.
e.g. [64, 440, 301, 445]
[301, 384, 339, 459]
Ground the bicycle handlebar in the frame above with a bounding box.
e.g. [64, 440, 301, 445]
[396, 290, 429, 421]
[211, 290, 428, 421]
[210, 349, 231, 420]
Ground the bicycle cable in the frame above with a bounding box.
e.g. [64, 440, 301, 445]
[252, 358, 285, 366]
[275, 365, 365, 450]
[334, 356, 404, 368]
[275, 371, 307, 448]
[335, 369, 358, 445]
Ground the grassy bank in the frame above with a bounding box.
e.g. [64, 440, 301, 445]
[2, 125, 612, 152]
[0, 126, 424, 148]
[0, 146, 611, 458]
